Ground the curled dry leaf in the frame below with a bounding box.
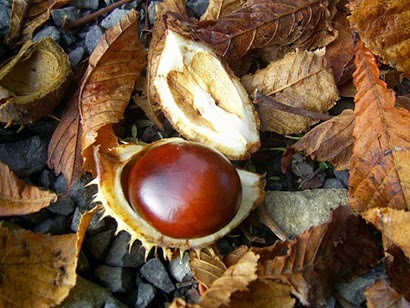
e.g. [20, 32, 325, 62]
[283, 109, 354, 171]
[384, 246, 410, 300]
[364, 279, 410, 308]
[0, 160, 57, 216]
[363, 208, 410, 259]
[0, 209, 95, 307]
[241, 49, 339, 135]
[6, 0, 71, 47]
[0, 38, 72, 124]
[152, 29, 260, 160]
[198, 250, 259, 307]
[348, 0, 410, 74]
[256, 206, 381, 306]
[192, 0, 338, 64]
[189, 248, 227, 290]
[47, 88, 84, 192]
[80, 10, 147, 173]
[349, 42, 410, 213]
[200, 0, 245, 21]
[144, 0, 187, 129]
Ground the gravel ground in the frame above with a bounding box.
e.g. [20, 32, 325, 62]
[0, 0, 381, 306]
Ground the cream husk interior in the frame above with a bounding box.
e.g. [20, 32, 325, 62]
[153, 30, 260, 160]
[94, 138, 265, 258]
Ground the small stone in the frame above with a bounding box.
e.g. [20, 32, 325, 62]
[262, 188, 349, 237]
[51, 7, 81, 27]
[34, 215, 69, 235]
[323, 178, 344, 189]
[61, 31, 77, 46]
[85, 25, 103, 55]
[60, 276, 127, 307]
[77, 250, 91, 273]
[0, 136, 48, 177]
[0, 3, 11, 39]
[54, 174, 68, 194]
[22, 208, 52, 225]
[39, 169, 57, 189]
[71, 207, 104, 232]
[186, 288, 201, 304]
[148, 1, 162, 25]
[168, 252, 194, 282]
[140, 258, 175, 293]
[186, 0, 209, 17]
[105, 231, 145, 268]
[33, 26, 60, 42]
[136, 282, 157, 308]
[72, 0, 99, 9]
[47, 197, 76, 216]
[334, 264, 387, 306]
[68, 46, 85, 66]
[87, 229, 116, 261]
[95, 265, 135, 293]
[68, 174, 96, 210]
[101, 9, 130, 29]
[334, 169, 349, 188]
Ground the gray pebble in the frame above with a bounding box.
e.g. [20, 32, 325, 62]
[47, 197, 76, 216]
[69, 46, 86, 66]
[168, 252, 194, 282]
[61, 31, 77, 46]
[0, 3, 11, 39]
[291, 153, 314, 176]
[186, 0, 209, 17]
[40, 169, 57, 189]
[85, 25, 103, 55]
[140, 258, 175, 294]
[105, 231, 146, 268]
[54, 174, 68, 194]
[71, 207, 104, 232]
[51, 7, 81, 27]
[87, 229, 116, 261]
[0, 135, 48, 177]
[136, 282, 157, 308]
[22, 208, 52, 225]
[95, 265, 135, 293]
[334, 169, 349, 188]
[33, 26, 60, 42]
[68, 174, 96, 210]
[186, 288, 201, 304]
[101, 9, 130, 29]
[34, 215, 69, 234]
[72, 0, 100, 10]
[323, 178, 344, 189]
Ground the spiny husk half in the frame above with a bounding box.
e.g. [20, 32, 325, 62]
[153, 30, 260, 160]
[93, 138, 265, 258]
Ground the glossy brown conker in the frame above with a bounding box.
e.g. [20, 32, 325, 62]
[127, 141, 242, 239]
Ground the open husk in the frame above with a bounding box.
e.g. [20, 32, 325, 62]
[93, 138, 265, 258]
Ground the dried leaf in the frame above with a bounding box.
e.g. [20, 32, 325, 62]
[229, 279, 296, 308]
[241, 49, 338, 135]
[287, 109, 354, 170]
[189, 248, 227, 290]
[0, 160, 57, 216]
[80, 10, 147, 173]
[349, 42, 410, 212]
[0, 38, 72, 124]
[0, 210, 94, 306]
[192, 0, 338, 64]
[364, 279, 410, 308]
[144, 0, 187, 129]
[48, 88, 84, 191]
[384, 246, 410, 300]
[324, 11, 355, 85]
[348, 0, 410, 74]
[363, 208, 410, 259]
[198, 250, 259, 307]
[200, 0, 245, 21]
[256, 206, 381, 306]
[6, 0, 70, 47]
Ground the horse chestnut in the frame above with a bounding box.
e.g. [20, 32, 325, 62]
[127, 141, 242, 239]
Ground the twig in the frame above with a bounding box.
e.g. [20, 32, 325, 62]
[254, 91, 334, 121]
[62, 0, 132, 30]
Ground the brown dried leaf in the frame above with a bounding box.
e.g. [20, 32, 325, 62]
[0, 160, 57, 216]
[144, 0, 187, 129]
[365, 279, 410, 308]
[200, 0, 245, 21]
[6, 0, 70, 47]
[287, 109, 354, 170]
[256, 206, 381, 306]
[80, 10, 147, 173]
[198, 250, 259, 307]
[48, 89, 84, 191]
[0, 38, 72, 124]
[349, 42, 410, 213]
[193, 0, 338, 64]
[229, 279, 296, 308]
[324, 11, 355, 85]
[189, 248, 227, 290]
[348, 0, 410, 74]
[241, 49, 338, 135]
[363, 208, 410, 259]
[0, 210, 94, 306]
[384, 246, 410, 300]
